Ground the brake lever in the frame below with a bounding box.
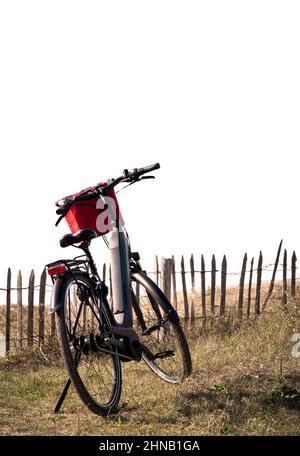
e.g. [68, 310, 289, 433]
[55, 214, 65, 226]
[122, 175, 155, 184]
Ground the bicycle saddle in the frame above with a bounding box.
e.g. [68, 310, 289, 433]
[60, 229, 97, 248]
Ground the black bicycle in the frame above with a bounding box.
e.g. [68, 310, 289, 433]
[47, 163, 192, 416]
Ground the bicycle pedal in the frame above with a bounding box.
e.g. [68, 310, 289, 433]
[154, 350, 175, 359]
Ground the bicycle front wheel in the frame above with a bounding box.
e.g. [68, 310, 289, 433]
[55, 271, 122, 416]
[131, 271, 192, 383]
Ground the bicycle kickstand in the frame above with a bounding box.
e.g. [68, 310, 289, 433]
[54, 349, 81, 413]
[54, 378, 72, 413]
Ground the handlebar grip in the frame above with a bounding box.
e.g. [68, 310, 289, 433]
[135, 163, 160, 177]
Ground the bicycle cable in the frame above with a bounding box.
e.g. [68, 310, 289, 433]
[102, 235, 110, 250]
[116, 180, 136, 194]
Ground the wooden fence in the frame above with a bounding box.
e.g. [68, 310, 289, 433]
[152, 241, 298, 322]
[0, 268, 56, 356]
[0, 241, 299, 357]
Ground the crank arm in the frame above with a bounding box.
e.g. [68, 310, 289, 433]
[140, 343, 175, 360]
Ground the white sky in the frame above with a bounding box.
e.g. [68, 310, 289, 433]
[0, 1, 299, 289]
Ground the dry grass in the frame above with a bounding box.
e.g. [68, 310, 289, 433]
[174, 281, 292, 320]
[0, 281, 296, 352]
[0, 299, 300, 436]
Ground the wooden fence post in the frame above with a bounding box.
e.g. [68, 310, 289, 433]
[181, 255, 189, 321]
[247, 258, 254, 317]
[291, 251, 297, 298]
[201, 255, 206, 325]
[38, 268, 46, 346]
[102, 263, 106, 282]
[154, 255, 159, 285]
[282, 249, 287, 305]
[135, 281, 140, 305]
[190, 254, 195, 323]
[109, 264, 113, 311]
[83, 295, 87, 332]
[262, 240, 283, 311]
[28, 270, 35, 347]
[50, 312, 56, 340]
[255, 252, 263, 316]
[161, 258, 172, 302]
[238, 253, 247, 319]
[5, 268, 11, 355]
[17, 270, 23, 349]
[211, 255, 216, 315]
[171, 255, 178, 311]
[160, 257, 165, 295]
[220, 256, 227, 316]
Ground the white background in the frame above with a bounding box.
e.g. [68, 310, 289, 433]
[0, 1, 299, 289]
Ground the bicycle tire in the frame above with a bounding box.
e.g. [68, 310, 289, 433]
[131, 271, 192, 383]
[55, 271, 122, 416]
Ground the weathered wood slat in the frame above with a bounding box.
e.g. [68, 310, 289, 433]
[211, 255, 216, 315]
[102, 263, 106, 282]
[282, 249, 287, 305]
[255, 252, 263, 316]
[50, 313, 56, 339]
[154, 255, 159, 285]
[262, 240, 283, 311]
[201, 255, 206, 325]
[190, 254, 195, 323]
[171, 255, 178, 311]
[238, 253, 247, 319]
[38, 268, 46, 345]
[28, 270, 35, 347]
[135, 281, 140, 305]
[181, 256, 189, 321]
[5, 268, 11, 355]
[161, 258, 172, 302]
[17, 270, 23, 349]
[247, 258, 254, 317]
[160, 258, 172, 334]
[160, 257, 165, 294]
[109, 264, 113, 311]
[220, 256, 227, 316]
[109, 264, 112, 297]
[166, 260, 173, 335]
[291, 251, 297, 298]
[83, 297, 87, 332]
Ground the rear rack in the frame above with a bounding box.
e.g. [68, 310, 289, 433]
[46, 258, 89, 282]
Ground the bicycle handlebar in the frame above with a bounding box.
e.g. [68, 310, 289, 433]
[55, 163, 160, 223]
[102, 162, 160, 194]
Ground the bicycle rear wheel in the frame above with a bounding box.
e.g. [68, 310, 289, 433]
[131, 271, 192, 383]
[55, 271, 122, 416]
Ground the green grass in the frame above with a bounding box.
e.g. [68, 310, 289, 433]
[0, 301, 300, 435]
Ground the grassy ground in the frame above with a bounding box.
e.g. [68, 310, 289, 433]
[0, 301, 300, 436]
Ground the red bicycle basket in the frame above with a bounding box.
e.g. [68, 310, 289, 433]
[63, 183, 123, 237]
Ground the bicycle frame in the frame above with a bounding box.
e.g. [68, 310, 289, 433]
[109, 225, 132, 327]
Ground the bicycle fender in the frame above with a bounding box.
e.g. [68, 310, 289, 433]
[49, 275, 67, 315]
